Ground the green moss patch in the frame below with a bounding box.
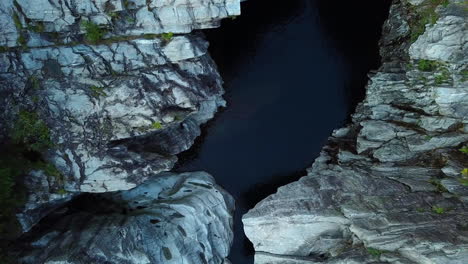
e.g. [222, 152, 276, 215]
[10, 110, 53, 152]
[82, 21, 108, 44]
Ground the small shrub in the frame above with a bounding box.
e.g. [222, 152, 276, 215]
[108, 12, 119, 19]
[459, 178, 468, 187]
[429, 178, 448, 193]
[10, 110, 53, 152]
[432, 206, 445, 214]
[434, 69, 451, 85]
[461, 70, 468, 82]
[461, 168, 468, 176]
[90, 85, 107, 97]
[28, 22, 45, 33]
[459, 146, 468, 154]
[417, 59, 438, 71]
[126, 17, 136, 23]
[32, 161, 62, 183]
[367, 247, 384, 257]
[56, 188, 67, 195]
[152, 121, 163, 129]
[82, 21, 107, 44]
[161, 32, 174, 42]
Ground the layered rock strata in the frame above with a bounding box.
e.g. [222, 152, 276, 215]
[243, 0, 468, 263]
[0, 0, 241, 262]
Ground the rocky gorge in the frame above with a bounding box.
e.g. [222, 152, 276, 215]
[243, 0, 468, 263]
[0, 0, 466, 264]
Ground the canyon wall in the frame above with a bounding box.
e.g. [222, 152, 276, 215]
[243, 0, 468, 263]
[0, 0, 241, 263]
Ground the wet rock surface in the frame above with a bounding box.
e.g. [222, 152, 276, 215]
[243, 1, 468, 263]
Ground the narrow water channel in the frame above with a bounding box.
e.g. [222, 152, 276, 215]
[175, 0, 392, 263]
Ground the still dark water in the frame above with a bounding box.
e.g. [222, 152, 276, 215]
[176, 0, 391, 263]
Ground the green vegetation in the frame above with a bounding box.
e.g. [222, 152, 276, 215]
[429, 178, 448, 193]
[460, 146, 468, 154]
[123, 0, 131, 9]
[432, 206, 445, 214]
[28, 22, 45, 33]
[12, 12, 22, 30]
[416, 208, 425, 213]
[461, 69, 468, 82]
[141, 32, 174, 42]
[17, 33, 27, 47]
[367, 247, 384, 257]
[461, 168, 468, 176]
[1, 111, 62, 260]
[161, 32, 174, 42]
[417, 59, 438, 71]
[434, 70, 451, 85]
[151, 121, 163, 129]
[409, 0, 449, 42]
[0, 46, 8, 53]
[90, 85, 107, 97]
[108, 12, 120, 19]
[459, 178, 468, 187]
[82, 21, 107, 44]
[10, 110, 53, 152]
[174, 115, 183, 121]
[56, 188, 68, 195]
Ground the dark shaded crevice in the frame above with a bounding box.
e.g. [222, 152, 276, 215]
[175, 0, 393, 263]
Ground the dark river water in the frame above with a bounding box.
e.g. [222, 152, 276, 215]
[175, 0, 391, 263]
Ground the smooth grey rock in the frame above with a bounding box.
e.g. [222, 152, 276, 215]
[244, 1, 468, 263]
[18, 171, 234, 264]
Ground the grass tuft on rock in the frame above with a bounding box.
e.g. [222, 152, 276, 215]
[417, 59, 438, 71]
[82, 21, 107, 44]
[409, 0, 449, 42]
[152, 121, 163, 129]
[432, 206, 445, 214]
[10, 110, 53, 152]
[367, 247, 384, 257]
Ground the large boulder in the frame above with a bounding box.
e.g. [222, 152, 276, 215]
[17, 171, 235, 264]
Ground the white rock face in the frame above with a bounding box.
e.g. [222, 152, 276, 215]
[18, 171, 235, 264]
[0, 0, 241, 47]
[1, 33, 225, 194]
[0, 0, 241, 249]
[409, 15, 467, 63]
[244, 1, 468, 263]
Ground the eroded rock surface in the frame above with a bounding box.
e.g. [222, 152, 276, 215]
[243, 1, 468, 263]
[0, 0, 241, 235]
[17, 171, 234, 264]
[0, 0, 240, 262]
